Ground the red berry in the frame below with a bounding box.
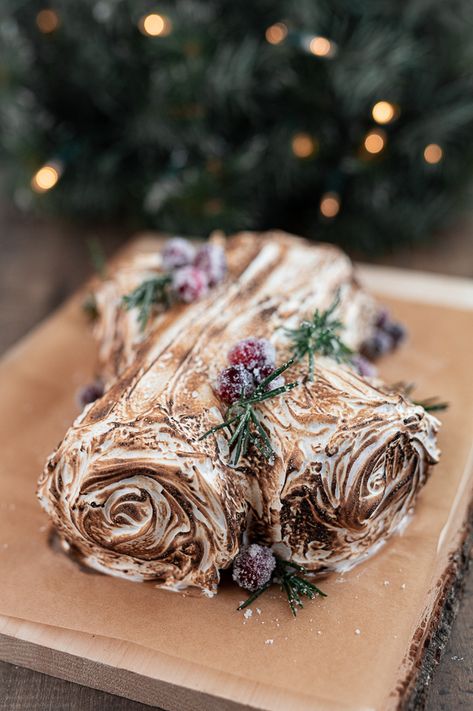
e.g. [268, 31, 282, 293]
[77, 380, 104, 409]
[232, 544, 276, 592]
[216, 365, 255, 404]
[375, 307, 390, 329]
[172, 266, 209, 303]
[360, 331, 393, 361]
[382, 320, 407, 346]
[193, 244, 227, 286]
[228, 337, 275, 373]
[162, 237, 196, 270]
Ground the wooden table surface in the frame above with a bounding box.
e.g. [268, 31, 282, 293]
[0, 200, 472, 710]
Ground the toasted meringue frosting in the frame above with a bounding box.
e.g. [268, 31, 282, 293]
[38, 231, 440, 594]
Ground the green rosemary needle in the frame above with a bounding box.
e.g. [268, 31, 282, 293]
[199, 359, 299, 466]
[284, 293, 352, 381]
[122, 274, 172, 331]
[395, 383, 449, 413]
[238, 557, 327, 617]
[414, 397, 449, 413]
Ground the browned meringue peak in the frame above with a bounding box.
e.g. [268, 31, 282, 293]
[242, 358, 440, 573]
[93, 230, 378, 385]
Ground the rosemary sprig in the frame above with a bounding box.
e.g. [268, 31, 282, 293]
[284, 293, 352, 380]
[238, 557, 327, 617]
[392, 383, 449, 413]
[414, 397, 449, 413]
[199, 359, 299, 466]
[122, 274, 172, 331]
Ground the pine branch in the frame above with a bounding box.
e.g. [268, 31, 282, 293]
[199, 359, 299, 466]
[285, 294, 352, 380]
[414, 397, 449, 413]
[122, 275, 172, 331]
[389, 383, 449, 413]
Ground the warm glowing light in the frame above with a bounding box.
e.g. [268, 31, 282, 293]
[364, 129, 386, 154]
[309, 36, 333, 57]
[36, 9, 60, 33]
[372, 101, 397, 125]
[423, 143, 443, 164]
[291, 133, 317, 158]
[139, 13, 172, 37]
[320, 192, 340, 218]
[31, 164, 60, 193]
[265, 22, 288, 45]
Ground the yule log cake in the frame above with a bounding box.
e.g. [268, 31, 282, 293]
[37, 232, 440, 597]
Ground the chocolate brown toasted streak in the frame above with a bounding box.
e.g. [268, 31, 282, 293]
[38, 231, 440, 594]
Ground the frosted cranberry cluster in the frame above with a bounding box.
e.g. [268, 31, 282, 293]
[215, 337, 284, 405]
[360, 308, 406, 361]
[162, 237, 226, 303]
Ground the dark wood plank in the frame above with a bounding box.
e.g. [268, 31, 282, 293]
[0, 661, 151, 710]
[0, 198, 471, 710]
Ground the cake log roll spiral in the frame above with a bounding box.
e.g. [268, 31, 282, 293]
[38, 380, 249, 594]
[245, 359, 440, 572]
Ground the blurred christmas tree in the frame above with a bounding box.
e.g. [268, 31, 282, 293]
[1, 0, 473, 253]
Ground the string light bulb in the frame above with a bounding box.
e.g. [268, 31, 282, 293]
[265, 22, 287, 45]
[308, 36, 336, 58]
[364, 129, 386, 155]
[31, 163, 61, 193]
[291, 133, 317, 158]
[423, 144, 443, 164]
[372, 101, 397, 125]
[139, 13, 172, 37]
[320, 192, 340, 218]
[36, 9, 60, 33]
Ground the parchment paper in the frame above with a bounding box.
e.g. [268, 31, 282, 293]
[0, 273, 472, 710]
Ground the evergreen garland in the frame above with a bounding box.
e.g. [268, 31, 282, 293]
[1, 0, 473, 253]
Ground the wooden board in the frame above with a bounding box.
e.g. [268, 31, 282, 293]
[0, 238, 472, 711]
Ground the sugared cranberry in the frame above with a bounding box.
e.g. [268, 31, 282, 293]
[77, 380, 104, 409]
[232, 544, 276, 592]
[193, 243, 227, 286]
[360, 331, 393, 361]
[172, 266, 209, 303]
[382, 320, 407, 346]
[228, 337, 276, 373]
[375, 307, 390, 329]
[162, 237, 195, 270]
[351, 354, 378, 378]
[216, 364, 255, 404]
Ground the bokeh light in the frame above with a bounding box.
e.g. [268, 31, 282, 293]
[31, 164, 61, 193]
[139, 13, 172, 37]
[265, 23, 288, 45]
[291, 133, 317, 158]
[36, 9, 60, 33]
[423, 143, 443, 164]
[309, 36, 334, 57]
[364, 129, 386, 154]
[372, 101, 397, 125]
[320, 192, 340, 218]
